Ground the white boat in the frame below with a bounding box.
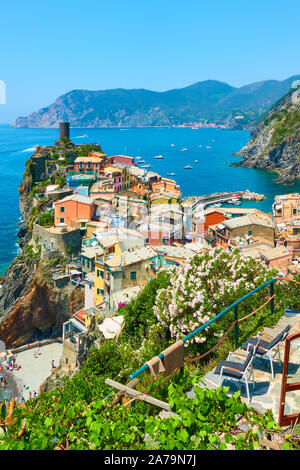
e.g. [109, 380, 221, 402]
[135, 156, 142, 160]
[137, 160, 146, 164]
[167, 172, 176, 176]
[141, 164, 151, 168]
[184, 165, 193, 169]
[228, 199, 241, 205]
[206, 146, 212, 149]
[181, 148, 189, 152]
[154, 155, 164, 159]
[170, 144, 175, 147]
[195, 160, 198, 163]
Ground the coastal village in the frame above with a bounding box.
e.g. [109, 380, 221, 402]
[1, 123, 300, 399]
[0, 121, 299, 446]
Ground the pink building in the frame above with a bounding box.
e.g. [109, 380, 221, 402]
[108, 155, 137, 166]
[74, 153, 106, 176]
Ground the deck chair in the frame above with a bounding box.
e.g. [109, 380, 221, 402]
[241, 324, 291, 379]
[215, 336, 261, 404]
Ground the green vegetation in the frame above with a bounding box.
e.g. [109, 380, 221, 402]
[76, 143, 103, 157]
[55, 174, 66, 188]
[24, 244, 41, 263]
[261, 86, 300, 151]
[37, 212, 54, 227]
[0, 251, 299, 450]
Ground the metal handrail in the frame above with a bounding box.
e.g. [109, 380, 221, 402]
[129, 277, 277, 380]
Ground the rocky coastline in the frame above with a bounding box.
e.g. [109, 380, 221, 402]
[0, 144, 86, 349]
[233, 87, 300, 185]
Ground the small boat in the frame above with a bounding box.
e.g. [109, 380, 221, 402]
[167, 172, 176, 176]
[181, 148, 189, 152]
[194, 160, 198, 163]
[184, 165, 193, 169]
[135, 156, 142, 160]
[154, 155, 164, 159]
[141, 164, 151, 168]
[137, 160, 146, 164]
[170, 144, 175, 147]
[206, 146, 212, 149]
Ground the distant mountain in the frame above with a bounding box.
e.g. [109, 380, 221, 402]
[11, 76, 300, 129]
[234, 84, 300, 184]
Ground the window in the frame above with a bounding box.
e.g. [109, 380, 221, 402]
[97, 269, 104, 278]
[146, 237, 149, 244]
[293, 209, 297, 215]
[97, 288, 104, 295]
[59, 218, 64, 223]
[130, 271, 137, 280]
[162, 238, 167, 245]
[60, 206, 65, 213]
[81, 222, 86, 228]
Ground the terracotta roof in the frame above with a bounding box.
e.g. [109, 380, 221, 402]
[73, 309, 87, 325]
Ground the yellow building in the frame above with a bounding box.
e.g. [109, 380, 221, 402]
[94, 237, 124, 306]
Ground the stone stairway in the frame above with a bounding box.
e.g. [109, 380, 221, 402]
[187, 308, 300, 423]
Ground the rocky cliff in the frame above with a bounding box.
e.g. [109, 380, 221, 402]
[234, 86, 300, 184]
[0, 143, 87, 348]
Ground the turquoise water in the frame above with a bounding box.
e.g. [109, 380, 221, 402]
[1, 124, 300, 275]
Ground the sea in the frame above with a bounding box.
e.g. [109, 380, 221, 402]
[1, 123, 300, 276]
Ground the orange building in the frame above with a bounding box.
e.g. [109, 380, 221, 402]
[54, 194, 97, 229]
[203, 209, 229, 233]
[151, 178, 180, 196]
[273, 194, 300, 224]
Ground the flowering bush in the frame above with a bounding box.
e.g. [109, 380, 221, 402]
[153, 248, 277, 345]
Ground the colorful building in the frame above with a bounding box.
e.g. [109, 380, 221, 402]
[54, 194, 98, 229]
[74, 152, 106, 176]
[108, 155, 136, 166]
[273, 194, 300, 224]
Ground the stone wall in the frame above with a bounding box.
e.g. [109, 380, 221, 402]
[61, 340, 77, 371]
[231, 224, 274, 243]
[32, 223, 82, 256]
[31, 154, 49, 181]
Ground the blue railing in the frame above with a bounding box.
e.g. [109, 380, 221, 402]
[129, 277, 277, 380]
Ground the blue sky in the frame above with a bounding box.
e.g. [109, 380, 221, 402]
[0, 0, 299, 122]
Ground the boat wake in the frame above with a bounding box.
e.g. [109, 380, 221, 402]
[21, 145, 38, 153]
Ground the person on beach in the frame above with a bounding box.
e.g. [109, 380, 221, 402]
[51, 360, 55, 369]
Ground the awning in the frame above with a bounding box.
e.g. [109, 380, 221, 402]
[70, 269, 82, 275]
